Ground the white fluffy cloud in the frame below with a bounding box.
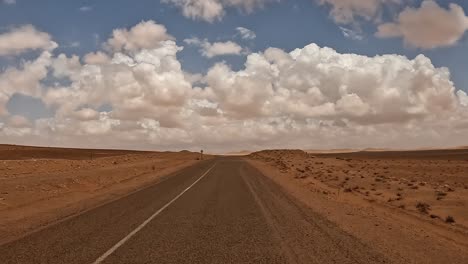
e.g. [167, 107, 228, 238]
[45, 40, 192, 127]
[106, 21, 174, 52]
[83, 51, 111, 65]
[8, 115, 31, 128]
[184, 37, 244, 57]
[1, 20, 467, 152]
[162, 0, 276, 22]
[458, 90, 468, 107]
[0, 51, 52, 115]
[376, 1, 468, 49]
[204, 44, 458, 125]
[320, 1, 468, 49]
[162, 0, 224, 22]
[0, 25, 57, 56]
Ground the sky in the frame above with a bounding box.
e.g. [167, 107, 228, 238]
[0, 0, 467, 152]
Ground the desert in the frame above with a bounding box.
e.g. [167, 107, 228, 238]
[0, 145, 209, 244]
[1, 145, 468, 263]
[247, 149, 468, 263]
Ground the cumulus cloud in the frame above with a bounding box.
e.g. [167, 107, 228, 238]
[162, 0, 224, 22]
[184, 37, 244, 57]
[106, 21, 174, 52]
[45, 36, 192, 129]
[205, 44, 458, 124]
[1, 19, 467, 152]
[458, 90, 468, 107]
[0, 51, 52, 115]
[8, 115, 31, 128]
[73, 108, 100, 121]
[236, 26, 256, 39]
[376, 1, 468, 49]
[83, 51, 111, 65]
[162, 0, 276, 22]
[0, 25, 57, 56]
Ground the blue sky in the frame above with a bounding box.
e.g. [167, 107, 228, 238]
[0, 0, 467, 151]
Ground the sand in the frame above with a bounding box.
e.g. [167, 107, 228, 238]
[247, 149, 468, 263]
[2, 144, 468, 263]
[0, 145, 207, 244]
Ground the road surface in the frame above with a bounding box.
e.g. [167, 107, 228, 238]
[0, 157, 388, 263]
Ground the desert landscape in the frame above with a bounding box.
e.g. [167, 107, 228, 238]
[3, 1, 468, 263]
[247, 149, 468, 263]
[1, 144, 468, 263]
[0, 145, 209, 244]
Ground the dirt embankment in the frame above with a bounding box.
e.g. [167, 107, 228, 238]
[0, 145, 210, 244]
[247, 149, 468, 264]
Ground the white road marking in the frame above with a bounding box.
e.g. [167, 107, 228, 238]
[91, 163, 217, 264]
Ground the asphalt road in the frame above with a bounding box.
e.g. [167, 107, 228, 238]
[0, 157, 389, 263]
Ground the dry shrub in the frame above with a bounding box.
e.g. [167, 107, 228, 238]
[416, 202, 430, 214]
[445, 216, 455, 223]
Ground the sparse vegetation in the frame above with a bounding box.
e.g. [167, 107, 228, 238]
[445, 216, 455, 223]
[436, 191, 447, 200]
[248, 149, 468, 232]
[416, 202, 430, 214]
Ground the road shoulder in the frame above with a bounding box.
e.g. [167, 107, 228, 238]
[0, 157, 203, 245]
[246, 158, 468, 264]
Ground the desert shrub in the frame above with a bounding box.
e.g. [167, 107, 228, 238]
[416, 202, 430, 214]
[445, 216, 455, 223]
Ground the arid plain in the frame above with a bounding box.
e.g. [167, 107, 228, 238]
[0, 145, 210, 244]
[1, 145, 467, 263]
[248, 149, 468, 263]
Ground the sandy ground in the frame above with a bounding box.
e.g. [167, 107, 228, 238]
[247, 149, 468, 263]
[0, 145, 207, 244]
[2, 144, 468, 262]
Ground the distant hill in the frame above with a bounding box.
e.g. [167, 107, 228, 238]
[0, 144, 153, 160]
[305, 149, 358, 154]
